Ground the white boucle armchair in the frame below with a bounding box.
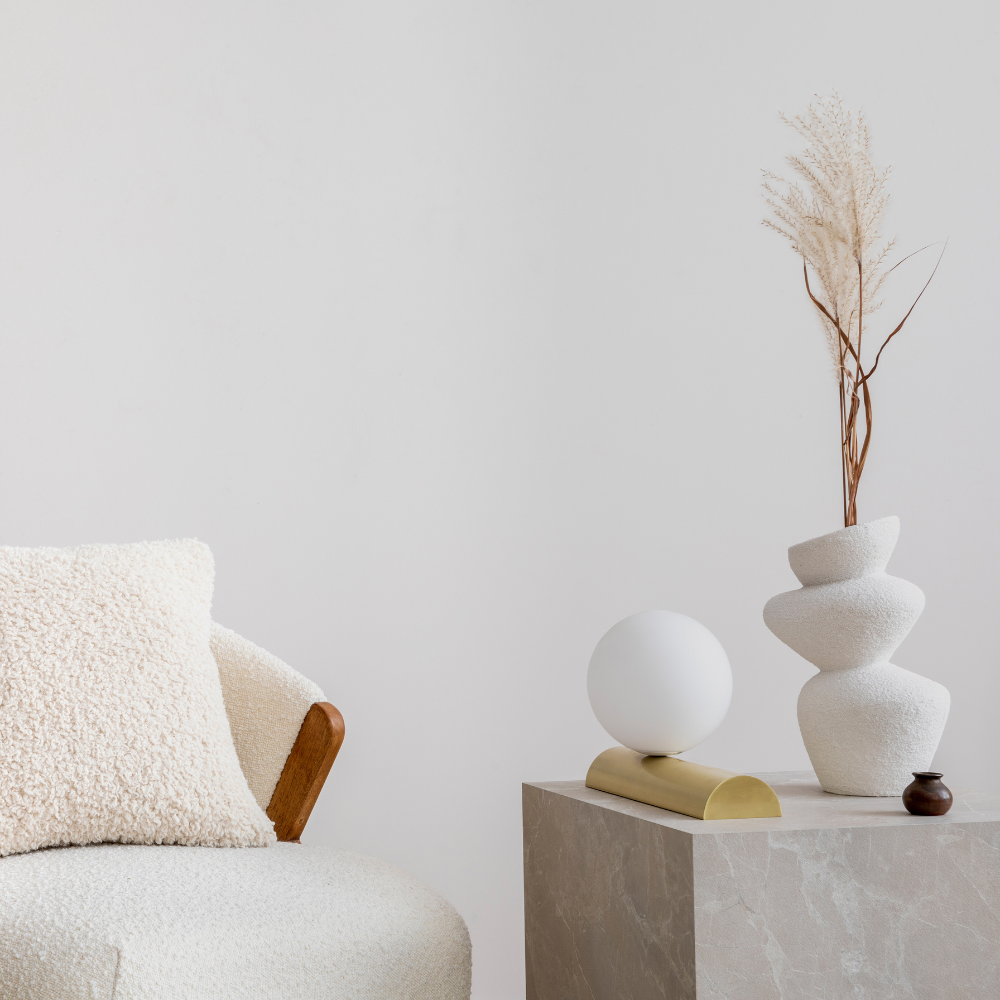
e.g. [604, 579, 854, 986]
[0, 625, 472, 1000]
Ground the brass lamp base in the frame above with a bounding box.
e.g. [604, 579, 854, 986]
[586, 747, 782, 820]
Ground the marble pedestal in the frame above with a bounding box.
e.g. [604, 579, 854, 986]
[523, 772, 1000, 999]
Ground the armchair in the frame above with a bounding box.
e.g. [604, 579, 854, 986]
[0, 624, 472, 999]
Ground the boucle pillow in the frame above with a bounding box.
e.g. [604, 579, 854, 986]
[0, 539, 275, 857]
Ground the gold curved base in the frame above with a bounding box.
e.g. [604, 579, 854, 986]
[585, 747, 782, 820]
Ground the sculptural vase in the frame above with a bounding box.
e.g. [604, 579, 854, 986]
[763, 516, 950, 796]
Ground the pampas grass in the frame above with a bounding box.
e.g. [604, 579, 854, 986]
[763, 93, 942, 527]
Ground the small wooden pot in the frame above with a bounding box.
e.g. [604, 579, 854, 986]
[902, 772, 953, 816]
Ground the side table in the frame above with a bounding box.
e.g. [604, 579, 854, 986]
[523, 771, 1000, 999]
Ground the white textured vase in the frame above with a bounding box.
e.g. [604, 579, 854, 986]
[763, 516, 950, 796]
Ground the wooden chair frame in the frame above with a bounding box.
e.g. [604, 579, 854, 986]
[265, 702, 345, 842]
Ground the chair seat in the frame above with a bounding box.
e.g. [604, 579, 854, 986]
[0, 842, 471, 999]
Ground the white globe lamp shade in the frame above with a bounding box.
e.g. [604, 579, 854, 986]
[587, 610, 733, 756]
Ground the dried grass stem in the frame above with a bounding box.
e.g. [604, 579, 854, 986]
[763, 93, 941, 527]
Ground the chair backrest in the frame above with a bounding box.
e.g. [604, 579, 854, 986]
[210, 623, 324, 812]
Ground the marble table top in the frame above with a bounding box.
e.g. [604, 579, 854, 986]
[528, 770, 1000, 835]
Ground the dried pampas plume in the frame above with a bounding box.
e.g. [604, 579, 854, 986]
[763, 93, 943, 528]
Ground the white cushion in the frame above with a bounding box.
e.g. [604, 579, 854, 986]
[0, 540, 274, 856]
[0, 842, 471, 999]
[212, 623, 325, 811]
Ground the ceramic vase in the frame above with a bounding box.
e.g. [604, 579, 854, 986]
[763, 516, 950, 796]
[902, 771, 954, 816]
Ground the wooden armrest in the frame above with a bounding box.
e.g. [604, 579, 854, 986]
[266, 702, 345, 842]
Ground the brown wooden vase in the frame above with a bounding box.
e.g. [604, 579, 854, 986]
[902, 772, 953, 816]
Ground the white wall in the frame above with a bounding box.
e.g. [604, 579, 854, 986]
[0, 2, 997, 996]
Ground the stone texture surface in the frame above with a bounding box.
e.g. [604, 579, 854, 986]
[523, 781, 695, 1000]
[523, 772, 1000, 1000]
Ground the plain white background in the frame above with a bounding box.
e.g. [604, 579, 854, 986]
[0, 2, 997, 996]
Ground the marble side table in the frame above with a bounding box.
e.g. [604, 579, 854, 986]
[523, 771, 1000, 999]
